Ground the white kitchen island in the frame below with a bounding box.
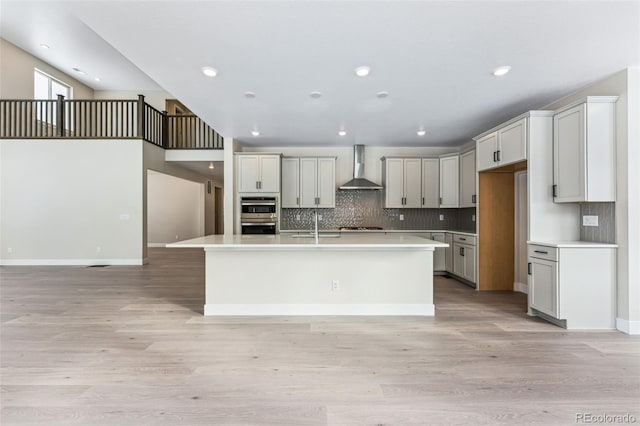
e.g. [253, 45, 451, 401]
[168, 233, 447, 316]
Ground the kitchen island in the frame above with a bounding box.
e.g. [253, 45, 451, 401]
[168, 233, 447, 316]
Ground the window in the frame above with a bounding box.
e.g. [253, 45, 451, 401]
[34, 69, 71, 100]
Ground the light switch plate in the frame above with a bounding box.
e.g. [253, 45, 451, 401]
[472, 214, 476, 222]
[583, 215, 599, 226]
[399, 214, 404, 221]
[439, 214, 445, 221]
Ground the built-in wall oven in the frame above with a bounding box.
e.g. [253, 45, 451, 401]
[240, 197, 278, 235]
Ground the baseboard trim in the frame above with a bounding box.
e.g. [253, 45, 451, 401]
[0, 258, 144, 266]
[204, 303, 435, 316]
[514, 282, 528, 294]
[616, 317, 640, 335]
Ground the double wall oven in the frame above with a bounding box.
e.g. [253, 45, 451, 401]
[240, 197, 278, 235]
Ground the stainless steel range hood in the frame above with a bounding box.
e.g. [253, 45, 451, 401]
[339, 145, 383, 190]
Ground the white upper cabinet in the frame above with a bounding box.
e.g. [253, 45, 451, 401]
[459, 150, 476, 208]
[282, 157, 336, 208]
[421, 158, 440, 208]
[475, 117, 527, 171]
[281, 157, 300, 208]
[382, 158, 422, 208]
[439, 155, 459, 208]
[553, 97, 617, 203]
[236, 154, 281, 193]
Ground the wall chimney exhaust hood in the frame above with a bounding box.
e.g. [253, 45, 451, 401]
[339, 145, 383, 190]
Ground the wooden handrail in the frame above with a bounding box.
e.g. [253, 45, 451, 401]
[0, 96, 223, 149]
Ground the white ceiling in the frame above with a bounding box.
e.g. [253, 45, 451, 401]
[2, 1, 639, 148]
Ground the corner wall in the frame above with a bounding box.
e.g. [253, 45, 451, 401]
[0, 139, 144, 264]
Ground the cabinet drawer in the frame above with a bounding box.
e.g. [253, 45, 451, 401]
[453, 234, 476, 245]
[528, 245, 558, 262]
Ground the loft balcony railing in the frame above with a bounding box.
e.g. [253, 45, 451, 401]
[0, 94, 223, 149]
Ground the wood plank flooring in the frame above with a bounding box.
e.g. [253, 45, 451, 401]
[1, 248, 639, 425]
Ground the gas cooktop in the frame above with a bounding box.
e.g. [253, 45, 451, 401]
[338, 227, 384, 231]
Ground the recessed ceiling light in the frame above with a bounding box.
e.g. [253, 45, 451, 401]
[338, 130, 347, 136]
[39, 44, 49, 49]
[201, 66, 218, 77]
[493, 66, 511, 76]
[244, 91, 256, 98]
[251, 130, 260, 137]
[310, 91, 322, 98]
[209, 162, 215, 169]
[94, 77, 101, 82]
[376, 91, 389, 98]
[355, 66, 370, 77]
[417, 129, 426, 137]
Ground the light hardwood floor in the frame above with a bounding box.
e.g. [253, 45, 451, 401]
[1, 248, 639, 425]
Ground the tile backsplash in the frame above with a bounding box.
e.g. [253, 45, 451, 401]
[281, 190, 476, 232]
[580, 202, 615, 243]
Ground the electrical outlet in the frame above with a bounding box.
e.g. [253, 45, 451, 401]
[331, 280, 340, 291]
[439, 214, 445, 221]
[583, 215, 599, 227]
[472, 214, 476, 222]
[7, 247, 13, 254]
[399, 214, 404, 221]
[296, 214, 301, 221]
[318, 215, 322, 221]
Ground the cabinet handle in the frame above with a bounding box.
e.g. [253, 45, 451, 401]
[534, 250, 548, 254]
[256, 181, 259, 189]
[439, 197, 443, 205]
[553, 184, 558, 198]
[460, 247, 464, 256]
[493, 151, 497, 162]
[528, 262, 532, 275]
[472, 194, 476, 204]
[496, 150, 501, 162]
[296, 197, 299, 205]
[459, 237, 466, 241]
[422, 197, 425, 205]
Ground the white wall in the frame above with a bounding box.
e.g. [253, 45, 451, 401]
[147, 170, 204, 245]
[93, 90, 173, 112]
[0, 139, 144, 264]
[0, 38, 94, 99]
[543, 68, 640, 334]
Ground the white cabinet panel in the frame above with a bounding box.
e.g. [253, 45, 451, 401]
[445, 233, 453, 273]
[453, 243, 465, 277]
[299, 158, 318, 208]
[383, 158, 405, 208]
[259, 156, 281, 192]
[439, 155, 459, 208]
[529, 258, 558, 317]
[236, 155, 280, 193]
[421, 159, 439, 208]
[317, 158, 336, 208]
[463, 245, 476, 283]
[281, 158, 300, 207]
[476, 132, 498, 171]
[498, 118, 527, 166]
[404, 158, 422, 208]
[236, 155, 260, 193]
[431, 232, 446, 272]
[554, 105, 585, 202]
[459, 150, 476, 208]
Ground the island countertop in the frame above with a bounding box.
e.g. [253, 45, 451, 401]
[167, 233, 448, 250]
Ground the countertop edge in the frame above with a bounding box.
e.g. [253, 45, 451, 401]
[527, 240, 618, 248]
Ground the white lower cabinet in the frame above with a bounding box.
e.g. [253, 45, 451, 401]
[451, 234, 476, 284]
[444, 233, 453, 273]
[431, 232, 446, 272]
[528, 243, 616, 329]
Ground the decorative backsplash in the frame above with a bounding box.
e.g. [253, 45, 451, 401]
[281, 190, 476, 232]
[580, 202, 615, 243]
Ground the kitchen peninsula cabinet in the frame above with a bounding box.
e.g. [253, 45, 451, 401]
[552, 96, 617, 203]
[382, 158, 422, 208]
[281, 157, 336, 208]
[236, 154, 280, 193]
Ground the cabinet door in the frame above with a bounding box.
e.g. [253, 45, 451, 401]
[453, 243, 465, 277]
[463, 244, 476, 283]
[529, 258, 558, 317]
[403, 159, 422, 208]
[554, 104, 586, 202]
[498, 117, 527, 166]
[421, 158, 439, 208]
[459, 150, 476, 208]
[439, 155, 459, 208]
[316, 158, 336, 208]
[258, 156, 280, 192]
[299, 158, 318, 207]
[281, 158, 300, 208]
[476, 132, 498, 171]
[431, 232, 446, 272]
[445, 233, 453, 273]
[237, 155, 260, 193]
[384, 158, 405, 208]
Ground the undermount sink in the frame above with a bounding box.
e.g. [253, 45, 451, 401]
[290, 233, 341, 238]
